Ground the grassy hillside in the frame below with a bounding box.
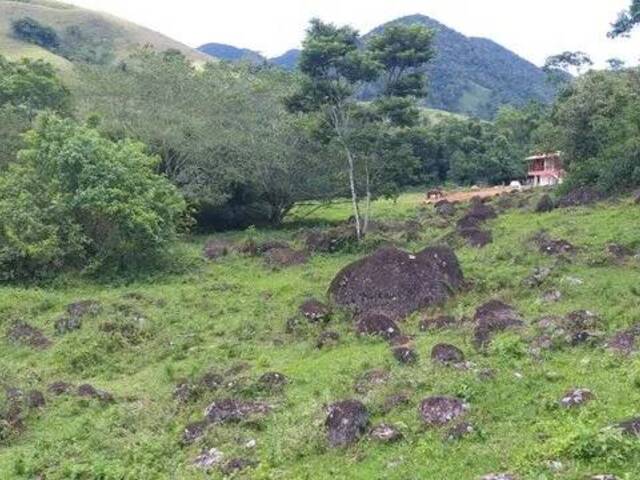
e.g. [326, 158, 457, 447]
[1, 190, 640, 479]
[0, 0, 208, 71]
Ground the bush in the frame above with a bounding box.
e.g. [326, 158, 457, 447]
[0, 114, 187, 280]
[11, 17, 60, 50]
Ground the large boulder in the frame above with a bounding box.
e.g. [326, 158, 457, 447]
[557, 187, 603, 208]
[329, 246, 464, 321]
[325, 400, 369, 447]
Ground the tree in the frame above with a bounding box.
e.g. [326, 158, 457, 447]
[544, 51, 593, 77]
[0, 114, 186, 280]
[0, 55, 70, 118]
[287, 19, 434, 239]
[78, 49, 332, 229]
[607, 58, 627, 71]
[609, 0, 640, 37]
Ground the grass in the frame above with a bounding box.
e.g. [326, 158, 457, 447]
[1, 191, 640, 479]
[0, 0, 208, 74]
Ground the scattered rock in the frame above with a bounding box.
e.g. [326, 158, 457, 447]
[473, 300, 524, 348]
[617, 417, 640, 436]
[182, 421, 208, 445]
[204, 399, 271, 424]
[329, 246, 464, 321]
[370, 424, 403, 442]
[67, 300, 101, 319]
[560, 388, 594, 408]
[536, 236, 576, 256]
[7, 322, 51, 350]
[563, 310, 600, 335]
[607, 243, 633, 259]
[54, 316, 83, 335]
[557, 187, 603, 208]
[480, 474, 517, 480]
[174, 381, 198, 404]
[258, 372, 287, 391]
[459, 228, 492, 248]
[354, 370, 389, 394]
[392, 346, 418, 364]
[523, 267, 552, 288]
[535, 194, 555, 213]
[264, 247, 309, 268]
[203, 239, 234, 260]
[607, 325, 640, 354]
[304, 226, 356, 253]
[445, 421, 474, 441]
[355, 312, 401, 341]
[435, 200, 456, 217]
[199, 372, 224, 391]
[76, 384, 114, 403]
[420, 315, 457, 331]
[220, 458, 255, 475]
[47, 381, 73, 396]
[542, 290, 562, 303]
[431, 344, 465, 365]
[299, 299, 331, 322]
[193, 447, 224, 470]
[419, 396, 467, 427]
[316, 331, 340, 349]
[325, 400, 369, 447]
[381, 393, 410, 414]
[26, 390, 45, 409]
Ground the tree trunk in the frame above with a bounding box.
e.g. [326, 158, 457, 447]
[345, 146, 362, 241]
[363, 158, 371, 236]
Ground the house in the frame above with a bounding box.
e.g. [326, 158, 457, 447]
[526, 152, 565, 186]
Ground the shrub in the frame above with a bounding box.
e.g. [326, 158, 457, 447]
[11, 17, 60, 50]
[0, 114, 187, 280]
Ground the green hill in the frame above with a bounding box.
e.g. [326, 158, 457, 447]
[1, 190, 640, 478]
[0, 0, 209, 71]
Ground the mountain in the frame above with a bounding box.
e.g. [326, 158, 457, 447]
[198, 42, 266, 65]
[198, 14, 557, 119]
[269, 49, 301, 70]
[0, 0, 209, 72]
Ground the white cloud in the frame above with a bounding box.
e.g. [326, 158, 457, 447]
[67, 0, 638, 67]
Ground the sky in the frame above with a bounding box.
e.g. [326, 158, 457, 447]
[66, 0, 639, 67]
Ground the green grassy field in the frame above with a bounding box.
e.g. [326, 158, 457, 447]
[1, 191, 640, 479]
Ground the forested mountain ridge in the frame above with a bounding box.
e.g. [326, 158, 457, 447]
[199, 14, 558, 118]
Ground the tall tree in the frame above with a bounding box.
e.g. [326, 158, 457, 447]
[287, 19, 434, 239]
[609, 0, 640, 37]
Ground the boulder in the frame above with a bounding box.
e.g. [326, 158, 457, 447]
[7, 322, 51, 350]
[48, 381, 74, 396]
[66, 300, 101, 318]
[535, 194, 555, 213]
[392, 346, 418, 364]
[182, 421, 208, 445]
[355, 312, 401, 341]
[77, 384, 114, 403]
[193, 447, 224, 470]
[258, 372, 288, 390]
[370, 424, 403, 442]
[304, 225, 356, 253]
[617, 417, 640, 436]
[316, 331, 340, 349]
[445, 421, 474, 441]
[203, 239, 234, 260]
[419, 396, 467, 427]
[325, 400, 369, 447]
[26, 390, 45, 409]
[557, 187, 603, 208]
[264, 247, 309, 268]
[420, 315, 457, 331]
[204, 399, 271, 424]
[220, 458, 255, 475]
[459, 228, 492, 248]
[480, 475, 518, 480]
[607, 243, 633, 259]
[354, 369, 389, 394]
[329, 246, 464, 321]
[434, 200, 456, 217]
[299, 299, 331, 322]
[560, 388, 594, 408]
[381, 393, 411, 413]
[473, 300, 524, 348]
[431, 344, 465, 365]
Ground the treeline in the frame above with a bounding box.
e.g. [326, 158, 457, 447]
[0, 16, 639, 279]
